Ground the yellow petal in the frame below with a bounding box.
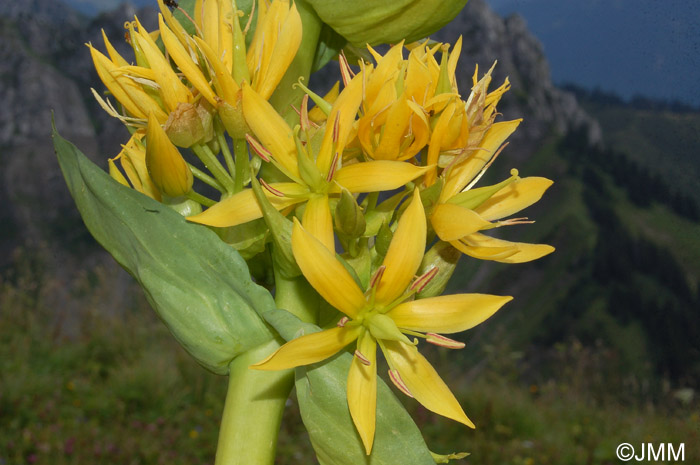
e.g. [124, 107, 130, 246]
[365, 43, 403, 105]
[441, 119, 521, 201]
[372, 97, 412, 161]
[302, 194, 335, 254]
[425, 101, 456, 186]
[217, 0, 234, 73]
[317, 70, 365, 176]
[200, 0, 220, 59]
[255, 2, 302, 99]
[431, 203, 491, 242]
[194, 36, 241, 103]
[146, 112, 193, 197]
[101, 30, 129, 66]
[251, 326, 361, 370]
[187, 183, 306, 227]
[241, 84, 300, 180]
[333, 161, 431, 193]
[455, 233, 555, 263]
[474, 177, 553, 221]
[89, 45, 144, 118]
[388, 294, 512, 333]
[308, 81, 340, 123]
[347, 330, 377, 455]
[383, 340, 474, 428]
[376, 189, 426, 304]
[159, 15, 217, 106]
[292, 219, 366, 318]
[157, 0, 190, 49]
[119, 132, 162, 201]
[134, 17, 191, 111]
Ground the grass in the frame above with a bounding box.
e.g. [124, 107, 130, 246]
[1, 260, 698, 465]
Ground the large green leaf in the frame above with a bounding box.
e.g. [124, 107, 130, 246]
[306, 0, 469, 46]
[54, 128, 275, 375]
[265, 310, 435, 465]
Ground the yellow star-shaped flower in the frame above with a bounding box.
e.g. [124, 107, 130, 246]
[251, 189, 512, 453]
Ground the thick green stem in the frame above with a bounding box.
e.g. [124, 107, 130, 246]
[214, 258, 320, 465]
[214, 340, 294, 465]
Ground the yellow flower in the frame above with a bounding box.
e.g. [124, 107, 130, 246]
[424, 61, 511, 186]
[251, 190, 512, 453]
[159, 0, 302, 137]
[110, 131, 162, 201]
[423, 63, 554, 263]
[187, 75, 431, 251]
[429, 121, 554, 262]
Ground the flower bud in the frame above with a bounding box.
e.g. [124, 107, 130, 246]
[374, 221, 393, 257]
[146, 112, 194, 197]
[218, 94, 250, 139]
[165, 102, 214, 148]
[334, 188, 366, 238]
[307, 0, 468, 46]
[416, 241, 461, 298]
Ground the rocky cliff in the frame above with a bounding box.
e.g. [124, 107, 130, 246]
[0, 0, 599, 267]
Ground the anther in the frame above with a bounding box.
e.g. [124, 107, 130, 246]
[370, 266, 386, 289]
[260, 179, 284, 197]
[300, 94, 310, 132]
[426, 333, 465, 349]
[337, 316, 349, 327]
[411, 266, 439, 293]
[245, 134, 271, 162]
[326, 152, 339, 182]
[388, 369, 413, 398]
[354, 350, 371, 366]
[339, 51, 354, 87]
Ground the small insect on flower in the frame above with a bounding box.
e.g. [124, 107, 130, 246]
[163, 0, 178, 9]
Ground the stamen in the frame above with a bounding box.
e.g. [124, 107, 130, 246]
[339, 51, 353, 87]
[410, 266, 439, 293]
[426, 333, 465, 349]
[300, 94, 310, 132]
[260, 178, 284, 197]
[388, 369, 413, 397]
[497, 217, 535, 227]
[245, 134, 271, 162]
[337, 316, 349, 327]
[326, 152, 339, 182]
[370, 265, 386, 289]
[332, 112, 341, 144]
[354, 350, 371, 366]
[462, 142, 509, 191]
[243, 0, 255, 35]
[290, 104, 320, 128]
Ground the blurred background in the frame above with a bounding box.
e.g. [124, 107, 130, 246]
[1, 0, 698, 463]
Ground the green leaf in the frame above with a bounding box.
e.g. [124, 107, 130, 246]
[306, 0, 469, 46]
[53, 127, 275, 375]
[264, 310, 435, 465]
[311, 23, 347, 73]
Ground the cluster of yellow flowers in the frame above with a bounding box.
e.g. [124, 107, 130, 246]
[91, 0, 554, 454]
